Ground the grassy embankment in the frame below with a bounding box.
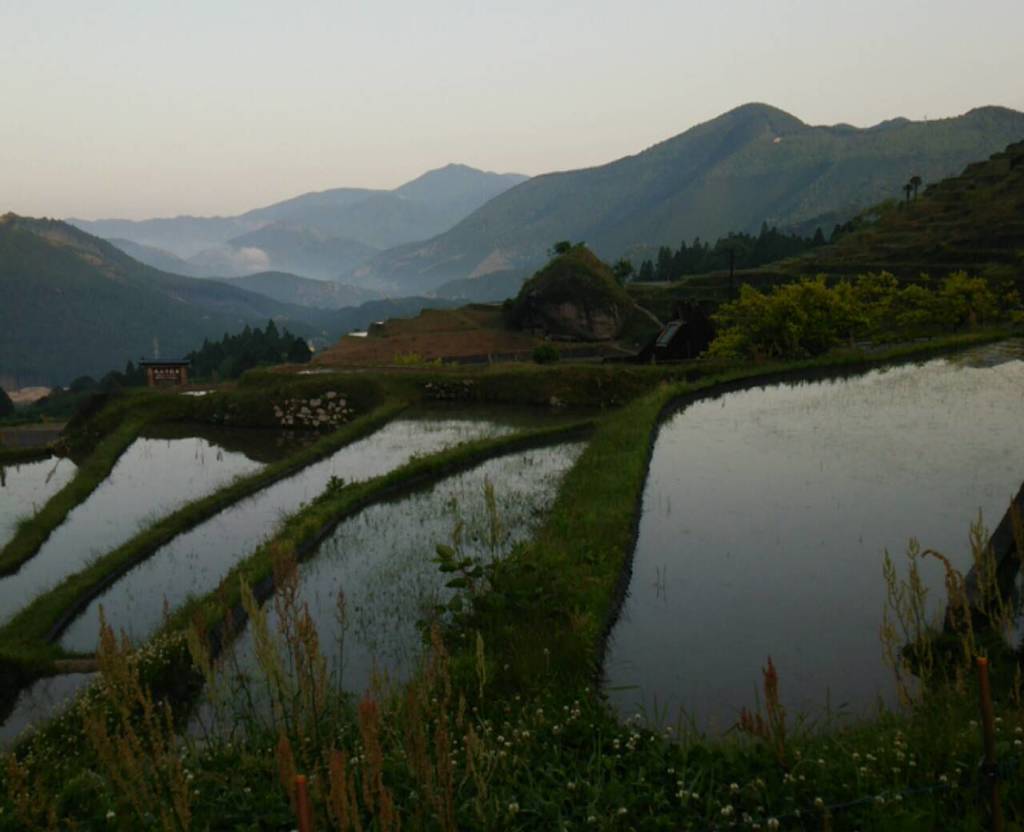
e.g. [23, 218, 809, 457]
[0, 445, 53, 465]
[2, 329, 1021, 830]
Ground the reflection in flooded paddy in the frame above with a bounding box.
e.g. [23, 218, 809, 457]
[194, 442, 584, 731]
[0, 436, 263, 625]
[60, 412, 550, 652]
[605, 343, 1024, 730]
[0, 673, 96, 749]
[0, 457, 76, 549]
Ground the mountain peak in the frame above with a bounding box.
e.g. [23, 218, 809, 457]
[722, 102, 804, 122]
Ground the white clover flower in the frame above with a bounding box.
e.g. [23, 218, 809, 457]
[508, 802, 519, 815]
[814, 797, 824, 809]
[720, 805, 734, 817]
[767, 818, 780, 830]
[730, 782, 740, 794]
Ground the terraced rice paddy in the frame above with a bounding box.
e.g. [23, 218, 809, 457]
[192, 442, 585, 733]
[605, 342, 1024, 729]
[58, 411, 536, 653]
[0, 457, 76, 549]
[0, 435, 263, 624]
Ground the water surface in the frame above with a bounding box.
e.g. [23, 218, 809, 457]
[195, 442, 583, 730]
[0, 435, 263, 624]
[605, 342, 1024, 730]
[60, 410, 563, 652]
[0, 673, 96, 749]
[0, 457, 77, 549]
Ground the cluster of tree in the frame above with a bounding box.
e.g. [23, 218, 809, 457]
[625, 223, 833, 283]
[66, 362, 147, 395]
[903, 174, 924, 203]
[61, 321, 311, 395]
[708, 272, 1021, 360]
[186, 321, 312, 381]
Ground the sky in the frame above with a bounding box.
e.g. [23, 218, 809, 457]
[2, 0, 1022, 220]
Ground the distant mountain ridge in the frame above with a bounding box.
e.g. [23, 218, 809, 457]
[354, 103, 1024, 297]
[0, 214, 453, 387]
[214, 272, 380, 309]
[69, 164, 528, 280]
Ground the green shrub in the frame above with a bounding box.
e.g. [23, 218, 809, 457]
[532, 344, 560, 364]
[710, 271, 1016, 360]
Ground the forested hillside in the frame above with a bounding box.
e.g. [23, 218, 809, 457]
[356, 104, 1024, 296]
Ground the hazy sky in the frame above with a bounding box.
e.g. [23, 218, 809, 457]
[2, 0, 1022, 220]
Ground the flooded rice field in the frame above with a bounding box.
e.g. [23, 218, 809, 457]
[0, 457, 77, 549]
[193, 442, 584, 730]
[59, 409, 555, 653]
[0, 433, 264, 625]
[0, 672, 96, 749]
[605, 341, 1024, 730]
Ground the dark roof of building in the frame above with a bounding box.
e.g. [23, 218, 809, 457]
[139, 358, 191, 367]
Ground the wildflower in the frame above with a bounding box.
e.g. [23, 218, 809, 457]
[721, 805, 734, 817]
[508, 802, 519, 815]
[587, 816, 597, 824]
[730, 782, 740, 794]
[814, 797, 824, 809]
[106, 810, 116, 821]
[767, 819, 780, 831]
[617, 807, 627, 816]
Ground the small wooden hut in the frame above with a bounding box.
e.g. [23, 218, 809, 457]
[140, 359, 190, 388]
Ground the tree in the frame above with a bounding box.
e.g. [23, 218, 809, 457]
[0, 387, 14, 419]
[549, 241, 573, 256]
[611, 259, 635, 287]
[909, 175, 923, 199]
[903, 182, 913, 204]
[655, 246, 674, 281]
[287, 338, 313, 364]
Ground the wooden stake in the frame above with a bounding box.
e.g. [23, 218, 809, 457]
[295, 773, 314, 832]
[977, 657, 1004, 832]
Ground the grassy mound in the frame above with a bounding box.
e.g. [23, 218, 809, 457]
[505, 245, 638, 339]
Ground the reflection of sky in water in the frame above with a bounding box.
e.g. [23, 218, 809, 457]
[194, 443, 583, 732]
[606, 344, 1024, 732]
[0, 437, 262, 625]
[0, 457, 76, 548]
[61, 416, 531, 653]
[0, 672, 96, 749]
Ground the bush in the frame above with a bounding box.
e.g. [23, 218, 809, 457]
[0, 387, 13, 419]
[532, 344, 560, 364]
[709, 271, 1017, 360]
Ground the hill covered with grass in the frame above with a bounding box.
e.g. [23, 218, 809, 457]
[785, 139, 1024, 280]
